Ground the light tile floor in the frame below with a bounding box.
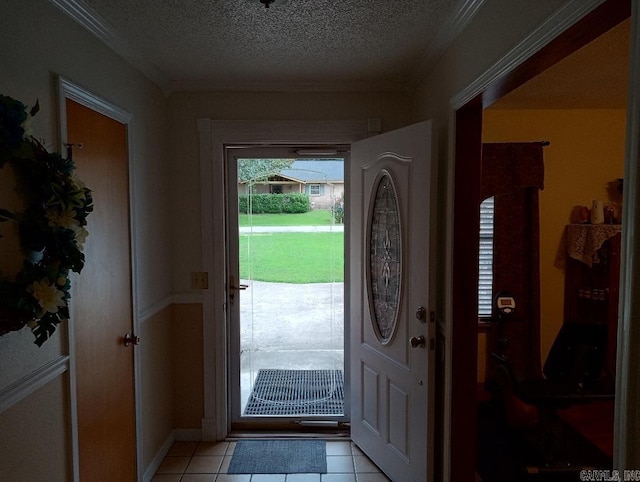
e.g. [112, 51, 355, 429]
[152, 440, 391, 482]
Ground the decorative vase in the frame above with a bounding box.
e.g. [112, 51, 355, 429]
[591, 200, 605, 225]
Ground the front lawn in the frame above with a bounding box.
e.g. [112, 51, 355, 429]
[240, 232, 344, 283]
[239, 209, 337, 227]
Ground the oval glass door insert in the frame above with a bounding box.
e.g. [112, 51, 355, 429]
[367, 171, 402, 344]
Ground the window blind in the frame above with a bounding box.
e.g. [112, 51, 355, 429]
[478, 196, 495, 318]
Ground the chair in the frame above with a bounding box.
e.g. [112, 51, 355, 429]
[491, 321, 615, 467]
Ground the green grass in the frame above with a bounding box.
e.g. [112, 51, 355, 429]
[239, 209, 336, 227]
[240, 232, 344, 283]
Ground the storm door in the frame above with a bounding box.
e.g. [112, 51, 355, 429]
[226, 146, 348, 429]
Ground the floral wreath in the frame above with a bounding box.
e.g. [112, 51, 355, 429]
[0, 94, 93, 346]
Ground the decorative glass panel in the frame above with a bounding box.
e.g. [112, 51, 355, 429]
[367, 172, 401, 344]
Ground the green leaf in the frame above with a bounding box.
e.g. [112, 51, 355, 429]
[29, 100, 40, 118]
[0, 209, 16, 222]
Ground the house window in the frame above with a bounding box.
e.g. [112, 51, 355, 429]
[270, 184, 283, 194]
[478, 196, 495, 319]
[309, 184, 321, 196]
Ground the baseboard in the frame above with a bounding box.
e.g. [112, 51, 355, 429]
[142, 428, 204, 482]
[174, 428, 202, 441]
[142, 432, 175, 482]
[142, 431, 175, 482]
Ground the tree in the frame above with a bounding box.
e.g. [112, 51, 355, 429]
[237, 158, 294, 184]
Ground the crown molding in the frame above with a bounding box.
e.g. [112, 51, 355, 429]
[48, 0, 480, 95]
[407, 0, 487, 91]
[169, 78, 404, 94]
[450, 0, 607, 109]
[48, 0, 171, 94]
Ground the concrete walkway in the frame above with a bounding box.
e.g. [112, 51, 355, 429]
[239, 280, 345, 411]
[236, 224, 346, 412]
[239, 225, 344, 233]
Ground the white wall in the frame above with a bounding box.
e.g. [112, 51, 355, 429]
[167, 90, 412, 295]
[0, 0, 172, 478]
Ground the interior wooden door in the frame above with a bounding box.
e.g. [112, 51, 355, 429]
[66, 99, 136, 481]
[350, 121, 436, 481]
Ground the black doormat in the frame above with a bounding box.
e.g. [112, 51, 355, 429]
[243, 369, 344, 416]
[228, 439, 327, 474]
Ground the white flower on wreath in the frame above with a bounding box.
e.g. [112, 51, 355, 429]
[47, 206, 79, 229]
[70, 224, 89, 248]
[71, 175, 86, 191]
[21, 114, 34, 138]
[28, 279, 65, 315]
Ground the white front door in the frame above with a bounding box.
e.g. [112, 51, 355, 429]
[349, 121, 436, 481]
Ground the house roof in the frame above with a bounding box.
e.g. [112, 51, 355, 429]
[279, 160, 344, 183]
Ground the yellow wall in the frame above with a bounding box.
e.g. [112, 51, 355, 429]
[171, 304, 205, 429]
[140, 306, 174, 470]
[0, 376, 71, 481]
[482, 109, 626, 366]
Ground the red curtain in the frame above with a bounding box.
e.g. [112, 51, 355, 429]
[482, 142, 546, 380]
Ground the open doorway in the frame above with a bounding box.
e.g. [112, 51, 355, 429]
[448, 1, 632, 480]
[476, 19, 628, 479]
[200, 120, 368, 441]
[225, 148, 348, 428]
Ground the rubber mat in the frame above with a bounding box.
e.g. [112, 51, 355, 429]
[243, 369, 344, 416]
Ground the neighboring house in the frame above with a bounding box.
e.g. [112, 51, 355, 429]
[238, 160, 344, 210]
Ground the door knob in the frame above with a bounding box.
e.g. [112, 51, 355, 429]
[410, 335, 426, 348]
[123, 332, 140, 347]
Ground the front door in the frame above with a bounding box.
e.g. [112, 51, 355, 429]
[349, 121, 436, 481]
[66, 98, 137, 481]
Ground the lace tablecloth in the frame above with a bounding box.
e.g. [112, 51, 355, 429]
[566, 224, 622, 266]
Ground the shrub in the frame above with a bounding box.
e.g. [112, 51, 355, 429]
[238, 193, 310, 214]
[331, 194, 344, 223]
[282, 193, 311, 213]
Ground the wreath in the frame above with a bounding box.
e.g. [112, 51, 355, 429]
[0, 94, 93, 346]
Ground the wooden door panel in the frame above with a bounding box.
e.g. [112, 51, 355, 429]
[66, 99, 136, 481]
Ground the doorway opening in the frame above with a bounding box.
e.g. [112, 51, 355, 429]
[449, 1, 631, 480]
[227, 149, 348, 427]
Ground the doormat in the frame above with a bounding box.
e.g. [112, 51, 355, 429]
[243, 369, 344, 416]
[228, 439, 327, 474]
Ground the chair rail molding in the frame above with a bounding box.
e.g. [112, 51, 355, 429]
[0, 355, 69, 414]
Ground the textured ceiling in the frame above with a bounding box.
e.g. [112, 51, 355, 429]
[55, 0, 630, 105]
[66, 0, 480, 92]
[491, 18, 630, 109]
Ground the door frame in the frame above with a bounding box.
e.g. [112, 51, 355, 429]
[57, 77, 141, 481]
[446, 0, 638, 479]
[225, 145, 350, 428]
[198, 119, 369, 439]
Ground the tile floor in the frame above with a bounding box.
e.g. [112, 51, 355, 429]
[152, 440, 391, 482]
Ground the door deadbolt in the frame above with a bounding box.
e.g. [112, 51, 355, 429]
[123, 333, 140, 347]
